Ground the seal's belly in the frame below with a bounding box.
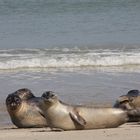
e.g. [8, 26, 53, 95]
[11, 109, 47, 128]
[22, 115, 47, 127]
[48, 107, 76, 130]
[78, 108, 127, 129]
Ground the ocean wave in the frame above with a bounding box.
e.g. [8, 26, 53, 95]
[0, 48, 140, 70]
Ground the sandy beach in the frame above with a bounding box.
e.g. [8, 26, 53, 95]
[0, 123, 139, 140]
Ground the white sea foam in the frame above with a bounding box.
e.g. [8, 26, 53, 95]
[0, 48, 140, 70]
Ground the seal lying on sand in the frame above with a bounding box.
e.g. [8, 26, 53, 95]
[41, 91, 128, 131]
[114, 90, 140, 122]
[6, 88, 48, 128]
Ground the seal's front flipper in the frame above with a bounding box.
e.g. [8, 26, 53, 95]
[69, 111, 86, 126]
[37, 108, 46, 119]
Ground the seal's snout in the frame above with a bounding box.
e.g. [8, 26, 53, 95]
[42, 91, 55, 99]
[14, 96, 21, 104]
[11, 102, 16, 107]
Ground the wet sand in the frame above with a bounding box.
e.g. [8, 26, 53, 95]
[0, 123, 139, 140]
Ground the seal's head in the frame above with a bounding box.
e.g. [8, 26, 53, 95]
[126, 90, 140, 103]
[127, 89, 140, 108]
[42, 91, 58, 105]
[6, 88, 34, 112]
[6, 94, 22, 111]
[127, 90, 140, 97]
[13, 88, 35, 100]
[6, 89, 48, 128]
[114, 89, 140, 110]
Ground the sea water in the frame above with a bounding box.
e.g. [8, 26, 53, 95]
[0, 0, 140, 48]
[0, 0, 140, 126]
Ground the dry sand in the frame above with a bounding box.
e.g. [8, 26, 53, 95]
[0, 123, 139, 140]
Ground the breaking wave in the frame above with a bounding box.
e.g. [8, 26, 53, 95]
[0, 48, 140, 70]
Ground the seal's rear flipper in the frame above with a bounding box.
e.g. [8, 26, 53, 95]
[113, 96, 131, 109]
[69, 112, 86, 126]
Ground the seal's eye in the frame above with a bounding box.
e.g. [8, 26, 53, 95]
[6, 97, 12, 104]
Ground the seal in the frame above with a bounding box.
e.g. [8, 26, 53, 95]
[41, 91, 128, 130]
[114, 89, 140, 122]
[6, 88, 48, 128]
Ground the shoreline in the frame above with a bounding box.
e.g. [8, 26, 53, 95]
[0, 123, 139, 140]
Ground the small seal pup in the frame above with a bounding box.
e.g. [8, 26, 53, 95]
[41, 91, 128, 131]
[6, 88, 48, 128]
[114, 90, 140, 122]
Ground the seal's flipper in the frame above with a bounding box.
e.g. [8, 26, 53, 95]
[51, 127, 64, 131]
[69, 112, 86, 126]
[118, 96, 129, 104]
[36, 108, 46, 119]
[114, 96, 129, 108]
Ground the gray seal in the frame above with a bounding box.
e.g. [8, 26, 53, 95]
[41, 91, 128, 131]
[114, 89, 140, 122]
[6, 88, 48, 128]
